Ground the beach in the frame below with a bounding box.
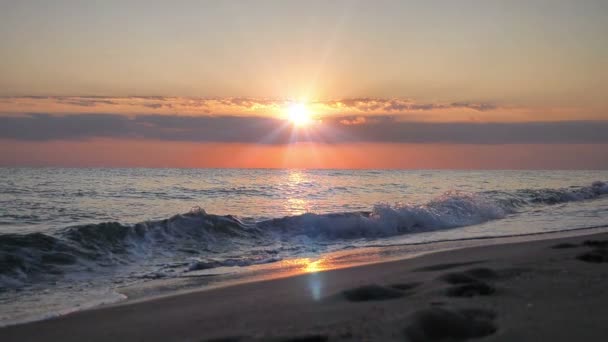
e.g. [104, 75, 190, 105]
[3, 0, 608, 340]
[2, 229, 608, 341]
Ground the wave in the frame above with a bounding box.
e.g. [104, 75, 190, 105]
[0, 233, 87, 287]
[259, 192, 509, 239]
[0, 209, 262, 287]
[259, 181, 608, 239]
[187, 255, 282, 271]
[488, 180, 608, 207]
[1, 181, 606, 287]
[64, 209, 260, 253]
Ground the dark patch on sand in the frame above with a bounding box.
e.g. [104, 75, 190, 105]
[446, 282, 496, 298]
[440, 267, 524, 286]
[390, 282, 422, 291]
[577, 248, 608, 263]
[440, 267, 500, 284]
[575, 239, 608, 263]
[430, 301, 446, 306]
[438, 268, 499, 297]
[203, 335, 329, 342]
[405, 307, 497, 342]
[439, 272, 477, 285]
[202, 337, 245, 342]
[414, 261, 484, 272]
[342, 284, 406, 302]
[465, 268, 499, 279]
[278, 335, 329, 342]
[551, 242, 579, 249]
[583, 240, 608, 248]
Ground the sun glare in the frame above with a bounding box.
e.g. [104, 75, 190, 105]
[287, 103, 312, 127]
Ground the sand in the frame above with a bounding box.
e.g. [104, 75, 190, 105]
[2, 231, 608, 341]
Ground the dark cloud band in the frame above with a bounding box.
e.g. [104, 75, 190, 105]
[0, 113, 606, 145]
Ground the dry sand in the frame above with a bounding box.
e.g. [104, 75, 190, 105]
[2, 231, 608, 341]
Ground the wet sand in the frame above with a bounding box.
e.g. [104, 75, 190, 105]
[2, 231, 608, 341]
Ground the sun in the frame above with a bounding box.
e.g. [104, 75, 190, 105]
[287, 103, 312, 127]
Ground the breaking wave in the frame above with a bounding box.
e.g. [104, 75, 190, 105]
[1, 181, 606, 288]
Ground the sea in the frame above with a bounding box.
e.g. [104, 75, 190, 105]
[1, 168, 608, 326]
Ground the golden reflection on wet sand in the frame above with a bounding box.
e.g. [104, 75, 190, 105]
[279, 257, 332, 274]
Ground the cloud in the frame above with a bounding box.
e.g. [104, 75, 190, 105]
[0, 96, 499, 116]
[323, 116, 608, 144]
[450, 102, 498, 111]
[339, 116, 368, 125]
[1, 113, 607, 145]
[320, 98, 497, 113]
[57, 98, 119, 107]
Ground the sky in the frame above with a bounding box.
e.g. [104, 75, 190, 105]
[0, 0, 607, 169]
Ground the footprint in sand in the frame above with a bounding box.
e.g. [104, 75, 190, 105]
[439, 267, 498, 284]
[583, 239, 608, 248]
[413, 261, 485, 272]
[438, 267, 505, 298]
[552, 240, 608, 250]
[445, 282, 496, 297]
[577, 248, 608, 263]
[341, 282, 422, 302]
[574, 240, 608, 263]
[203, 337, 246, 342]
[551, 242, 580, 249]
[341, 284, 408, 302]
[390, 282, 423, 291]
[405, 307, 497, 342]
[203, 334, 329, 342]
[277, 335, 329, 342]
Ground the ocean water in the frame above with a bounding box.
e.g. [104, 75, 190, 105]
[1, 168, 608, 325]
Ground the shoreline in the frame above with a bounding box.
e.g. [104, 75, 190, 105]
[3, 227, 608, 341]
[115, 224, 608, 303]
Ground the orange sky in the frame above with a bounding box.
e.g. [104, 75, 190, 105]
[1, 139, 607, 170]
